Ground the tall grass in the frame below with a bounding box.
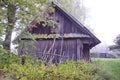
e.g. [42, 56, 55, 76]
[93, 58, 120, 80]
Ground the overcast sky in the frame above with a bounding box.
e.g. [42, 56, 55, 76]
[84, 0, 120, 45]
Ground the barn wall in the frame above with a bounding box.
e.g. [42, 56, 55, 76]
[54, 8, 87, 34]
[77, 39, 83, 60]
[55, 8, 90, 34]
[29, 7, 87, 35]
[83, 44, 91, 62]
[30, 23, 51, 34]
[35, 39, 83, 61]
[19, 39, 83, 62]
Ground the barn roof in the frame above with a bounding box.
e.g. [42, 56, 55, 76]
[14, 2, 100, 47]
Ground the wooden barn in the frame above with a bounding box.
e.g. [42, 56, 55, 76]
[16, 2, 100, 63]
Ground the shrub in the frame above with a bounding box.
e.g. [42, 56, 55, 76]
[0, 48, 20, 69]
[0, 52, 115, 80]
[7, 60, 115, 80]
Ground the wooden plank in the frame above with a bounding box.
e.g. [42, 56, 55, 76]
[77, 39, 80, 60]
[77, 39, 83, 60]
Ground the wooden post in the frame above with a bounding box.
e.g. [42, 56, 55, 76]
[77, 39, 83, 60]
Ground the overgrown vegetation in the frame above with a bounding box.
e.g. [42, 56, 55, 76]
[0, 49, 116, 80]
[94, 58, 120, 80]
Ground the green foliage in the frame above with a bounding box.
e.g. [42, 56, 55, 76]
[109, 34, 120, 51]
[0, 0, 49, 49]
[1, 58, 115, 80]
[95, 59, 120, 80]
[0, 48, 20, 69]
[0, 52, 116, 80]
[88, 60, 116, 80]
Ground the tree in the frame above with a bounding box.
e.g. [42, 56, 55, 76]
[0, 0, 48, 50]
[109, 34, 120, 51]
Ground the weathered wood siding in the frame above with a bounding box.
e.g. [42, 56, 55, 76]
[19, 39, 83, 62]
[30, 7, 87, 35]
[83, 44, 91, 62]
[30, 23, 51, 34]
[54, 8, 86, 34]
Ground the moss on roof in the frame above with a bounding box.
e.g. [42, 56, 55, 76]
[22, 33, 90, 39]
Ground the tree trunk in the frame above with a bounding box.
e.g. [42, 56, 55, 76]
[3, 4, 16, 50]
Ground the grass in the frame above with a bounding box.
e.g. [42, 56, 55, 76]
[93, 58, 120, 80]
